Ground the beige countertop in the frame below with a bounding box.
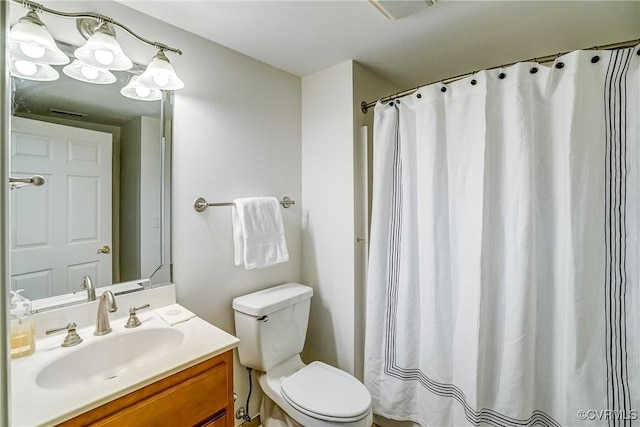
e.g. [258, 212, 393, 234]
[10, 306, 239, 427]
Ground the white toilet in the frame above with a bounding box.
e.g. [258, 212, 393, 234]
[233, 283, 373, 427]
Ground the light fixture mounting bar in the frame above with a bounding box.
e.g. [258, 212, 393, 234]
[10, 0, 182, 55]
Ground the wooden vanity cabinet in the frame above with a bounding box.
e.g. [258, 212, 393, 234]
[57, 350, 234, 427]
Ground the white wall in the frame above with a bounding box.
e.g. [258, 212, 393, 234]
[170, 14, 303, 423]
[301, 61, 357, 374]
[300, 61, 397, 380]
[149, 13, 303, 424]
[120, 118, 142, 280]
[139, 116, 161, 278]
[120, 116, 162, 280]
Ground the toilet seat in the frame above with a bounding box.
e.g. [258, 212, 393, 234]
[280, 361, 371, 422]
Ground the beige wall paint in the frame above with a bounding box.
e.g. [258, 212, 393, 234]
[300, 60, 398, 381]
[165, 15, 303, 425]
[301, 61, 357, 374]
[171, 26, 302, 424]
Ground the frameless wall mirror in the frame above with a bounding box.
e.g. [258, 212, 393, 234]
[9, 38, 173, 310]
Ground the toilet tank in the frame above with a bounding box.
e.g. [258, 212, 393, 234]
[233, 283, 313, 371]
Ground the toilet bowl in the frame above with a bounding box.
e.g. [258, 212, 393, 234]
[232, 283, 373, 427]
[259, 355, 372, 427]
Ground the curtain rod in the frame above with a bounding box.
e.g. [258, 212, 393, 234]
[361, 38, 640, 114]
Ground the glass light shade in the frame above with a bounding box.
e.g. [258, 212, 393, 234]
[120, 75, 162, 101]
[10, 59, 59, 81]
[74, 30, 133, 71]
[137, 51, 184, 90]
[63, 59, 116, 84]
[9, 11, 69, 65]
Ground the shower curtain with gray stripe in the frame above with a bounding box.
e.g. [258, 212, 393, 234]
[365, 47, 639, 427]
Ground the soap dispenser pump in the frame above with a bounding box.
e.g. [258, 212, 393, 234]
[9, 290, 35, 358]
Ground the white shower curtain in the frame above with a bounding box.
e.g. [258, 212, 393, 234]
[365, 47, 639, 426]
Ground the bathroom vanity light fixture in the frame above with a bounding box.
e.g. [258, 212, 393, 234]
[9, 0, 184, 96]
[62, 59, 116, 84]
[10, 58, 59, 81]
[137, 50, 184, 90]
[120, 75, 162, 101]
[74, 19, 133, 71]
[9, 10, 69, 65]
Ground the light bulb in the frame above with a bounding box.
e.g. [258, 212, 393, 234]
[14, 60, 37, 76]
[135, 86, 151, 98]
[153, 74, 169, 87]
[137, 51, 183, 90]
[81, 65, 99, 80]
[19, 42, 45, 59]
[94, 49, 114, 66]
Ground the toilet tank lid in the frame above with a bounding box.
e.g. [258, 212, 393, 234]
[232, 283, 313, 316]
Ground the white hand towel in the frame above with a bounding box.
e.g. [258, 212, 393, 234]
[232, 197, 289, 269]
[154, 304, 196, 326]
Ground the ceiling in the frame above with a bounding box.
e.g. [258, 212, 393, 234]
[118, 0, 640, 91]
[12, 66, 161, 127]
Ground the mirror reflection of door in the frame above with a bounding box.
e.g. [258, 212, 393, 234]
[10, 117, 113, 300]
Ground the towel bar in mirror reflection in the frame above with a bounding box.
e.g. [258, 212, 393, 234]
[193, 196, 295, 212]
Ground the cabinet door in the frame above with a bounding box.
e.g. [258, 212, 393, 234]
[200, 412, 228, 427]
[58, 351, 234, 427]
[92, 361, 228, 426]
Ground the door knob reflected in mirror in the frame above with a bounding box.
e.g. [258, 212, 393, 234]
[98, 245, 111, 254]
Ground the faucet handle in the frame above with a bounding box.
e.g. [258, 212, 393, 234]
[125, 304, 151, 329]
[46, 322, 83, 347]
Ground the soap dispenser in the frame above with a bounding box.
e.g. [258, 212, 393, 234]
[9, 290, 35, 358]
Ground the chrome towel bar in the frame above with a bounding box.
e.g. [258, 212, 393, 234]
[194, 196, 295, 212]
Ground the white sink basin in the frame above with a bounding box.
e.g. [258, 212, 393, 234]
[36, 327, 185, 390]
[11, 297, 240, 427]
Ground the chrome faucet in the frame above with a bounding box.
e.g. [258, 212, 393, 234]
[80, 275, 96, 302]
[94, 291, 118, 336]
